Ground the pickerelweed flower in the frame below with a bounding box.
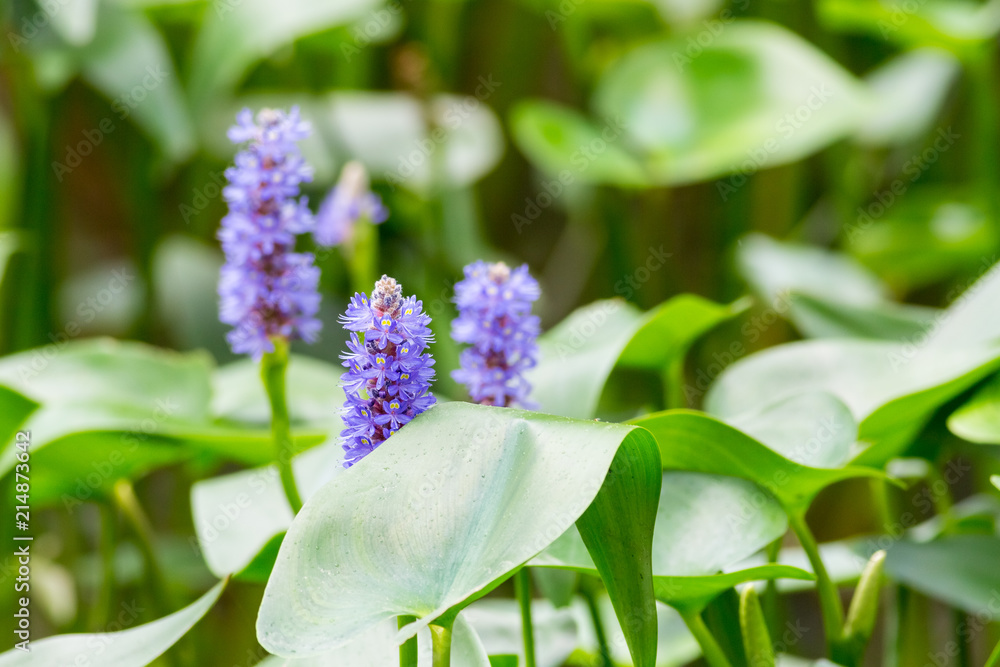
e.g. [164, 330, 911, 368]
[339, 275, 436, 467]
[313, 161, 388, 248]
[451, 261, 540, 407]
[217, 107, 321, 359]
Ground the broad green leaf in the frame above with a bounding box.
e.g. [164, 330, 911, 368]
[593, 21, 869, 185]
[532, 471, 811, 613]
[856, 49, 960, 146]
[947, 373, 1000, 444]
[0, 338, 212, 416]
[257, 614, 490, 667]
[509, 101, 649, 187]
[531, 295, 743, 418]
[633, 410, 888, 513]
[818, 0, 1000, 54]
[463, 599, 579, 667]
[848, 192, 997, 292]
[785, 293, 939, 342]
[734, 233, 938, 341]
[78, 3, 196, 163]
[738, 233, 889, 308]
[879, 536, 1000, 614]
[706, 338, 1000, 467]
[0, 579, 225, 667]
[728, 392, 857, 468]
[188, 0, 382, 113]
[322, 92, 505, 192]
[191, 442, 344, 579]
[0, 385, 37, 448]
[257, 403, 660, 667]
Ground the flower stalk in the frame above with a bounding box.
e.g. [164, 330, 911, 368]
[261, 337, 303, 512]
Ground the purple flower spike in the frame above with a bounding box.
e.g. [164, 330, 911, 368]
[451, 261, 541, 408]
[313, 161, 388, 248]
[339, 275, 436, 468]
[217, 107, 321, 360]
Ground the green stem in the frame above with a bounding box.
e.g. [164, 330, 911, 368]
[580, 583, 613, 667]
[680, 610, 734, 667]
[430, 620, 454, 667]
[89, 502, 117, 630]
[398, 615, 418, 667]
[261, 338, 303, 513]
[663, 355, 687, 410]
[347, 215, 379, 295]
[111, 480, 172, 618]
[788, 512, 845, 660]
[514, 568, 538, 667]
[763, 537, 781, 643]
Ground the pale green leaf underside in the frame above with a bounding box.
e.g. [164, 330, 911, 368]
[257, 403, 659, 664]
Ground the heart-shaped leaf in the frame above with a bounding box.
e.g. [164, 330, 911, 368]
[0, 579, 226, 667]
[257, 403, 661, 667]
[531, 295, 744, 418]
[706, 333, 1000, 467]
[532, 472, 812, 613]
[592, 21, 869, 185]
[633, 410, 887, 514]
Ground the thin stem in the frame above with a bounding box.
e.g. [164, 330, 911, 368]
[514, 568, 538, 667]
[261, 338, 303, 513]
[680, 609, 734, 667]
[398, 615, 418, 667]
[580, 582, 613, 667]
[663, 355, 686, 410]
[430, 620, 454, 667]
[89, 502, 117, 630]
[347, 215, 379, 296]
[763, 537, 781, 643]
[788, 512, 845, 660]
[111, 481, 172, 616]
